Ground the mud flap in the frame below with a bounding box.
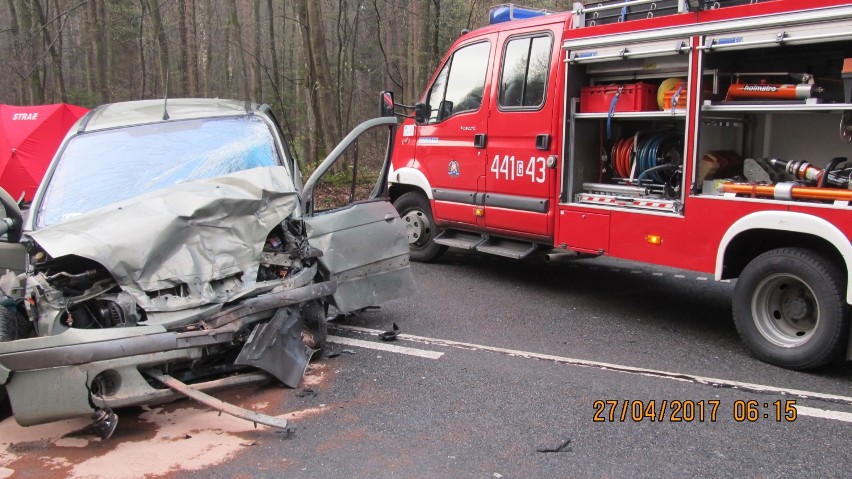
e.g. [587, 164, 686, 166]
[234, 307, 316, 388]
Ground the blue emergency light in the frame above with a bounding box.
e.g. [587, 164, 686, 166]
[488, 4, 550, 24]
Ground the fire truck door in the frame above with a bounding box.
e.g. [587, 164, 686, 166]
[415, 38, 495, 230]
[485, 29, 559, 238]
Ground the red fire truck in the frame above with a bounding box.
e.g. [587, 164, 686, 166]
[387, 0, 852, 370]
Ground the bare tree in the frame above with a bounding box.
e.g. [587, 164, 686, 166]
[296, 0, 340, 158]
[226, 0, 249, 99]
[177, 0, 189, 96]
[266, 0, 280, 98]
[138, 0, 147, 97]
[19, 0, 45, 103]
[252, 0, 262, 100]
[146, 0, 168, 97]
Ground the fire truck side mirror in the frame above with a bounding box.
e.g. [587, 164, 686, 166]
[380, 91, 395, 117]
[438, 100, 453, 121]
[414, 102, 429, 125]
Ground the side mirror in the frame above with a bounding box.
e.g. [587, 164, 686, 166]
[380, 91, 395, 117]
[413, 102, 429, 125]
[438, 100, 453, 121]
[0, 187, 23, 243]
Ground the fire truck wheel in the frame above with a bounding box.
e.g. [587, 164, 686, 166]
[732, 248, 849, 370]
[393, 192, 447, 263]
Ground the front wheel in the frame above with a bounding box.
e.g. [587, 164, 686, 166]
[0, 305, 29, 342]
[393, 192, 447, 263]
[732, 248, 849, 370]
[0, 305, 29, 418]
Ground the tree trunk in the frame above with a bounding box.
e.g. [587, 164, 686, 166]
[226, 0, 249, 100]
[138, 0, 147, 98]
[6, 0, 26, 104]
[418, 0, 431, 91]
[335, 0, 344, 130]
[178, 0, 189, 96]
[407, 1, 418, 103]
[372, 0, 403, 98]
[301, 0, 340, 156]
[252, 0, 262, 101]
[344, 0, 361, 131]
[266, 0, 279, 98]
[96, 0, 110, 102]
[203, 0, 214, 96]
[19, 0, 45, 104]
[293, 0, 320, 167]
[431, 0, 441, 69]
[188, 0, 198, 96]
[33, 0, 67, 102]
[147, 0, 170, 97]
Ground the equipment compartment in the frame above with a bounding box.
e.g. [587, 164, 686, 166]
[564, 39, 692, 214]
[695, 26, 852, 203]
[563, 16, 852, 211]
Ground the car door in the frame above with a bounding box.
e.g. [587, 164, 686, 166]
[485, 25, 561, 239]
[302, 117, 416, 313]
[414, 37, 495, 231]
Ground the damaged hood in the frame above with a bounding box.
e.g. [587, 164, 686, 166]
[27, 166, 300, 303]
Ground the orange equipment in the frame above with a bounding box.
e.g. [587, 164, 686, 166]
[719, 182, 852, 202]
[725, 82, 823, 101]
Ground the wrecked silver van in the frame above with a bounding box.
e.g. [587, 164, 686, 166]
[0, 98, 414, 436]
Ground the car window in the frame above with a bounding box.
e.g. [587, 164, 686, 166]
[310, 127, 392, 212]
[424, 41, 490, 123]
[36, 116, 284, 228]
[498, 34, 552, 109]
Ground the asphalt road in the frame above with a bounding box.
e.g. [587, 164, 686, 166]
[3, 251, 852, 478]
[188, 251, 852, 478]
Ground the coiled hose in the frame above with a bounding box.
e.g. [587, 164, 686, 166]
[611, 132, 682, 183]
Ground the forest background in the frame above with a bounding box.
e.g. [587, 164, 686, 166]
[0, 0, 573, 171]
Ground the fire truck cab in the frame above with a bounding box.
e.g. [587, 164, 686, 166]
[388, 0, 852, 370]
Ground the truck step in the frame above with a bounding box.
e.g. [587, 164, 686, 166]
[433, 230, 487, 250]
[476, 238, 538, 260]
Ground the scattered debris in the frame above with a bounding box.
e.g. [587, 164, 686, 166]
[144, 369, 290, 430]
[91, 408, 118, 440]
[275, 426, 297, 438]
[327, 348, 357, 358]
[295, 388, 317, 398]
[379, 322, 400, 341]
[537, 438, 572, 453]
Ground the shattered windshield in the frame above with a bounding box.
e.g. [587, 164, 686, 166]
[36, 116, 283, 228]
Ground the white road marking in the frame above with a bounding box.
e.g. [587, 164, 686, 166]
[696, 277, 708, 281]
[797, 406, 852, 423]
[331, 325, 852, 416]
[674, 274, 685, 279]
[652, 272, 663, 276]
[328, 335, 444, 359]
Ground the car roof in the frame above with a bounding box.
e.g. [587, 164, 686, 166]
[81, 98, 258, 132]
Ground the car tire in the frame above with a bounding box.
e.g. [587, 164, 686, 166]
[393, 192, 447, 263]
[732, 247, 850, 370]
[0, 305, 28, 419]
[0, 305, 29, 342]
